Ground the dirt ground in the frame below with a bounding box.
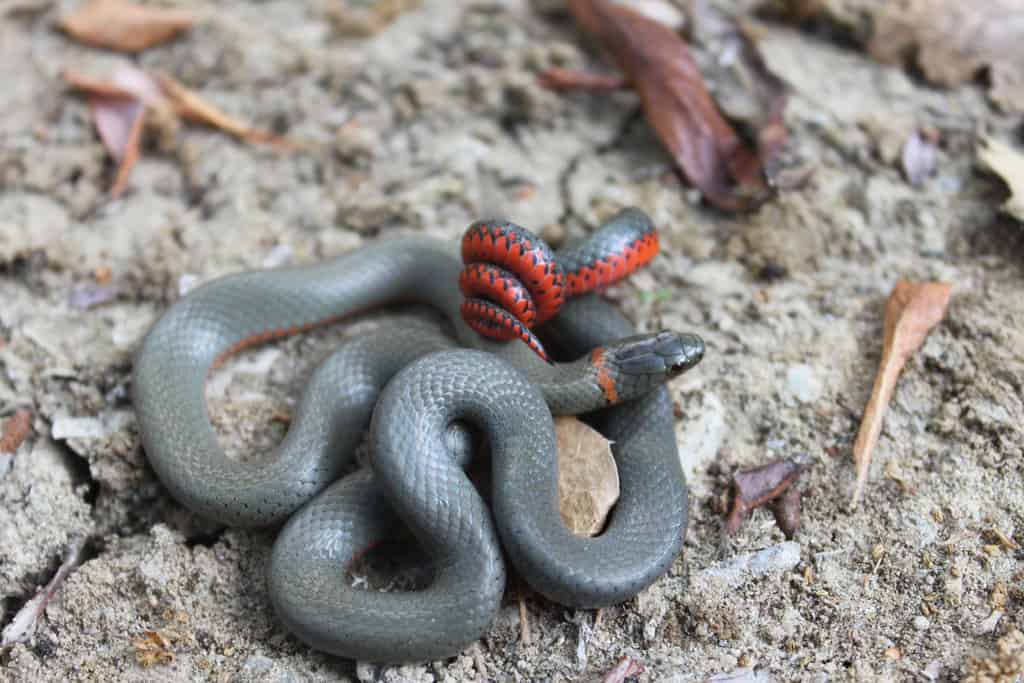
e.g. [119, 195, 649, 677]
[1, 1, 1022, 681]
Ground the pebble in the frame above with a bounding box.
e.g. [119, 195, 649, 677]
[913, 616, 930, 630]
[692, 541, 802, 591]
[243, 654, 273, 673]
[786, 364, 821, 404]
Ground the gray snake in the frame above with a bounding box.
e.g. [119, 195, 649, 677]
[132, 208, 704, 661]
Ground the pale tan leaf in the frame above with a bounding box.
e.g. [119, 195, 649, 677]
[851, 280, 952, 507]
[977, 136, 1024, 223]
[556, 416, 619, 536]
[58, 0, 193, 53]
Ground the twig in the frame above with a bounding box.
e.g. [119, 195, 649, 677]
[2, 536, 87, 647]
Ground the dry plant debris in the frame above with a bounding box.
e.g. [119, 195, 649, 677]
[329, 0, 419, 37]
[602, 656, 644, 682]
[1, 536, 87, 647]
[555, 416, 619, 536]
[725, 457, 811, 538]
[0, 409, 32, 455]
[851, 280, 952, 507]
[132, 629, 178, 667]
[64, 66, 294, 197]
[868, 0, 1024, 112]
[962, 629, 1024, 683]
[155, 74, 296, 150]
[58, 0, 193, 53]
[977, 136, 1024, 223]
[545, 0, 787, 211]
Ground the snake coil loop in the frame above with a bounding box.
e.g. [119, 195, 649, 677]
[459, 210, 661, 361]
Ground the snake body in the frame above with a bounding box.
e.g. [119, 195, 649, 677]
[133, 208, 704, 662]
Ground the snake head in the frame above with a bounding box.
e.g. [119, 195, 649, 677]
[613, 330, 705, 380]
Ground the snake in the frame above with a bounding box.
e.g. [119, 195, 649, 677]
[132, 208, 705, 662]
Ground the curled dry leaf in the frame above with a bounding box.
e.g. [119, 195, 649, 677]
[725, 456, 811, 538]
[58, 0, 193, 53]
[0, 409, 32, 454]
[555, 416, 619, 536]
[868, 0, 1024, 112]
[851, 280, 952, 507]
[901, 128, 940, 188]
[552, 0, 787, 211]
[977, 136, 1024, 223]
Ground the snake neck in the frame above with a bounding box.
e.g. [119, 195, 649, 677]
[528, 352, 611, 416]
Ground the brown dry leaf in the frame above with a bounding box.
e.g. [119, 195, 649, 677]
[0, 409, 32, 455]
[868, 0, 1024, 112]
[557, 0, 787, 211]
[977, 136, 1024, 223]
[58, 0, 193, 53]
[555, 416, 619, 536]
[156, 74, 295, 150]
[64, 66, 165, 197]
[851, 280, 952, 507]
[725, 457, 811, 538]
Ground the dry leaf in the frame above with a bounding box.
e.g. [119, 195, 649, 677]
[868, 0, 1024, 112]
[556, 416, 619, 536]
[554, 0, 787, 211]
[725, 457, 811, 538]
[0, 409, 32, 455]
[58, 0, 193, 53]
[156, 74, 295, 150]
[901, 128, 939, 188]
[64, 66, 164, 197]
[851, 280, 952, 507]
[65, 67, 295, 195]
[977, 136, 1024, 223]
[602, 656, 645, 683]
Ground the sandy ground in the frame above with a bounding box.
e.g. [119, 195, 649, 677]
[1, 1, 1022, 681]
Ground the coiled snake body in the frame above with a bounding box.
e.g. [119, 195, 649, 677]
[133, 209, 704, 662]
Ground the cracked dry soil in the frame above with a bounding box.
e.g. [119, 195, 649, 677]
[1, 1, 1022, 681]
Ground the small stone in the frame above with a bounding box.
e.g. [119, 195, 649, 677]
[913, 616, 930, 630]
[785, 364, 821, 404]
[244, 654, 273, 673]
[692, 541, 802, 591]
